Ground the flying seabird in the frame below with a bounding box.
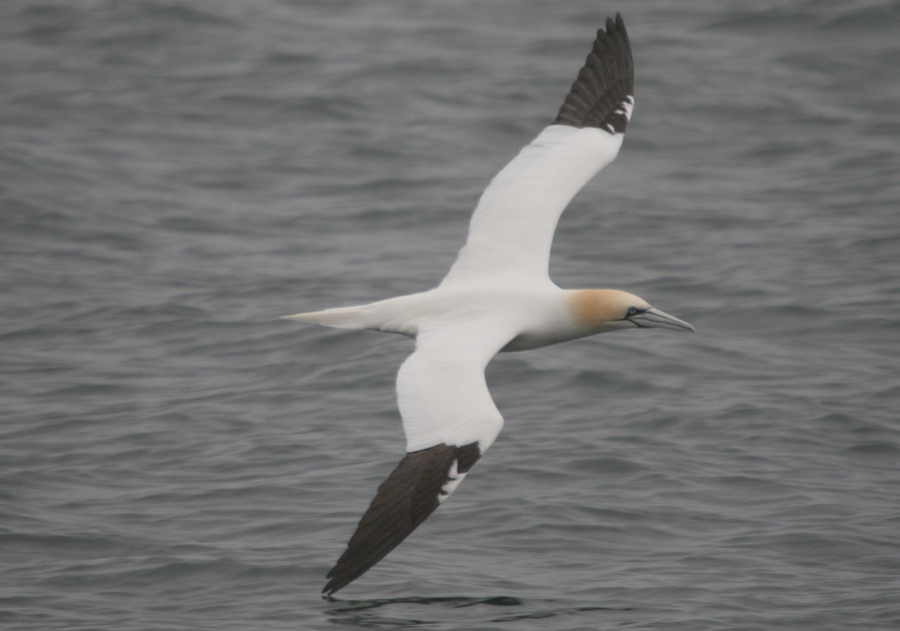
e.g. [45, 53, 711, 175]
[285, 14, 694, 596]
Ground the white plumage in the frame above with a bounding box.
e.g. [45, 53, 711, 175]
[284, 14, 694, 596]
[443, 121, 628, 284]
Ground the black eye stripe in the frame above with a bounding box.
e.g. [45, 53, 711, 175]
[626, 306, 647, 317]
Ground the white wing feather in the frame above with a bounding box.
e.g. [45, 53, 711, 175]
[441, 119, 630, 286]
[396, 319, 518, 452]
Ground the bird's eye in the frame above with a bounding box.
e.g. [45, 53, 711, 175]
[627, 306, 639, 316]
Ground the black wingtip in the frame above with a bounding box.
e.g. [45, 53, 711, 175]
[554, 13, 634, 133]
[321, 443, 481, 595]
[322, 570, 340, 597]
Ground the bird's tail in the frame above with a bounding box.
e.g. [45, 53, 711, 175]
[281, 304, 373, 330]
[283, 292, 422, 337]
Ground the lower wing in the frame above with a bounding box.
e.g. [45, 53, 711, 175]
[323, 320, 516, 595]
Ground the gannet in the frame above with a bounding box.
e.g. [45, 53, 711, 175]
[284, 14, 694, 596]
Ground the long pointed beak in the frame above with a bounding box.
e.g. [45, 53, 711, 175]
[627, 307, 695, 332]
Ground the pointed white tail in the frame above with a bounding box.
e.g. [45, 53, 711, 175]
[281, 305, 370, 330]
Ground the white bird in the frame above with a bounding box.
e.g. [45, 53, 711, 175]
[285, 14, 694, 596]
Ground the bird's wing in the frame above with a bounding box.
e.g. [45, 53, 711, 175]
[441, 14, 634, 286]
[323, 318, 516, 596]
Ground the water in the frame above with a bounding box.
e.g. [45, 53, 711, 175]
[1, 1, 898, 629]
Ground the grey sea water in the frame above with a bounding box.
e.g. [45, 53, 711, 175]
[2, 1, 899, 629]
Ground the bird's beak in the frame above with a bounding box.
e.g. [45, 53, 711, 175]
[627, 307, 695, 332]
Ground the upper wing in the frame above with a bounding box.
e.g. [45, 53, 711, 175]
[323, 319, 516, 596]
[441, 14, 634, 286]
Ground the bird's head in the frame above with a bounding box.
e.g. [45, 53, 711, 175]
[569, 289, 695, 334]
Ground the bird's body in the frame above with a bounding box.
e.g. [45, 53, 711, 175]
[285, 14, 694, 596]
[291, 284, 673, 353]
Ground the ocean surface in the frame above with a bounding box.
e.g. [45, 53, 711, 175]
[2, 1, 899, 629]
